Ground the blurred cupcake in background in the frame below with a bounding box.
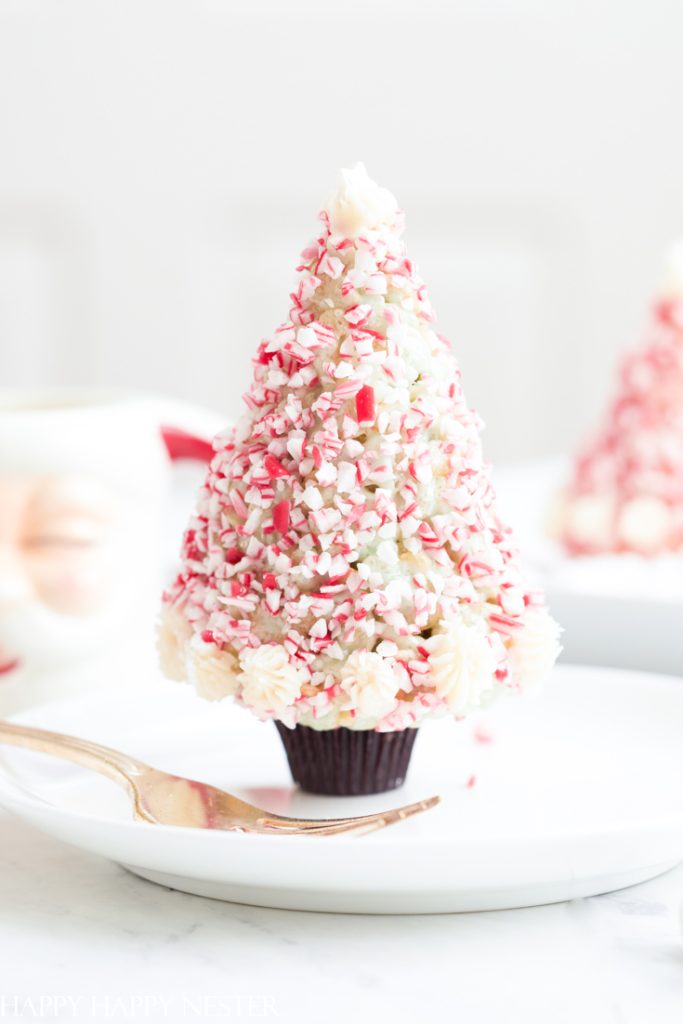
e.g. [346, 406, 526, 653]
[551, 242, 683, 557]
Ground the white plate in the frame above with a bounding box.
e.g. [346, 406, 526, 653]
[0, 665, 682, 914]
[494, 458, 683, 675]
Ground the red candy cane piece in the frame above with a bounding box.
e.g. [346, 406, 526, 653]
[273, 499, 291, 534]
[264, 453, 289, 479]
[355, 385, 376, 424]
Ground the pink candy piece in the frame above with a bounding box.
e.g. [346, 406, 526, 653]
[473, 725, 494, 745]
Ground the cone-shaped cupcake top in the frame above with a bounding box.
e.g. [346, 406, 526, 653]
[555, 244, 683, 556]
[160, 165, 560, 729]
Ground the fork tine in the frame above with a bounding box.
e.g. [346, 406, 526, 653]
[254, 795, 440, 835]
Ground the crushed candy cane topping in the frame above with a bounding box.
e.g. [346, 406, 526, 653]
[555, 244, 683, 556]
[160, 164, 560, 730]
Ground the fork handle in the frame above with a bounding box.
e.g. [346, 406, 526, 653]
[0, 721, 152, 791]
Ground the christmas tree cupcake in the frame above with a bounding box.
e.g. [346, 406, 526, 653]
[553, 243, 683, 556]
[159, 164, 561, 796]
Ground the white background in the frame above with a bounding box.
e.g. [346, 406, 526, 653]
[1, 0, 683, 461]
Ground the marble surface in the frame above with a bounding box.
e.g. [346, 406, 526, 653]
[1, 812, 682, 1023]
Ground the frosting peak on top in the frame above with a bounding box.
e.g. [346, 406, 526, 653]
[658, 239, 683, 299]
[323, 163, 402, 239]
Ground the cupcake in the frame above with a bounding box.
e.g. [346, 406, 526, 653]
[159, 164, 561, 796]
[552, 242, 683, 556]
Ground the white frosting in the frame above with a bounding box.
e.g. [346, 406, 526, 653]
[157, 605, 192, 681]
[425, 620, 498, 714]
[545, 490, 569, 540]
[658, 239, 683, 299]
[188, 635, 239, 702]
[324, 163, 400, 239]
[617, 496, 671, 554]
[339, 650, 400, 721]
[507, 608, 562, 691]
[238, 644, 309, 717]
[564, 493, 615, 549]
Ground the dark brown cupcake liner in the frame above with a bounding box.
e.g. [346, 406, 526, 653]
[275, 722, 418, 796]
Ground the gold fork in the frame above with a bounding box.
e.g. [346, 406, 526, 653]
[0, 721, 439, 836]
